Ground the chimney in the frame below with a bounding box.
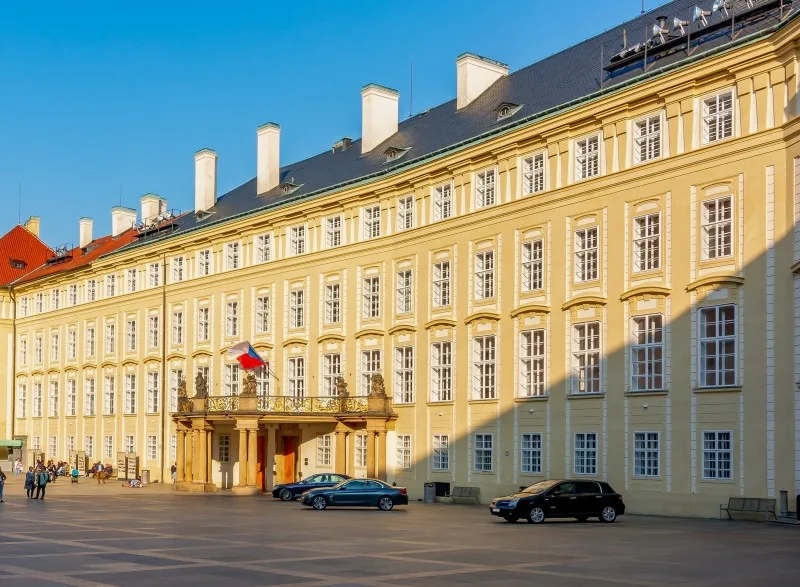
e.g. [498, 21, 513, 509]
[257, 123, 280, 195]
[111, 206, 136, 237]
[361, 84, 399, 154]
[194, 148, 218, 213]
[79, 217, 93, 248]
[456, 53, 508, 110]
[140, 193, 166, 222]
[23, 216, 40, 238]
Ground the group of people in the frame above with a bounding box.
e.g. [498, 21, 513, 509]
[23, 463, 51, 500]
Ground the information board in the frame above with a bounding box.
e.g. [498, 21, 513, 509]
[117, 452, 126, 479]
[76, 451, 86, 474]
[125, 454, 138, 480]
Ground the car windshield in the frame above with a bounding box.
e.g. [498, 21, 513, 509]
[301, 476, 317, 484]
[330, 479, 349, 489]
[520, 480, 560, 493]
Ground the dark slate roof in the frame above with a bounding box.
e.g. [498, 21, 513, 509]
[118, 0, 795, 255]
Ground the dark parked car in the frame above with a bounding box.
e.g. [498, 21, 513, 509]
[272, 473, 350, 501]
[300, 478, 408, 511]
[489, 479, 625, 524]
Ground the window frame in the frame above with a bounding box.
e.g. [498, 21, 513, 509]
[574, 134, 600, 181]
[287, 356, 305, 398]
[473, 433, 494, 472]
[396, 269, 412, 315]
[572, 321, 601, 395]
[363, 205, 382, 240]
[521, 239, 544, 292]
[430, 341, 452, 402]
[519, 329, 546, 397]
[472, 335, 497, 400]
[701, 89, 734, 145]
[397, 195, 414, 231]
[521, 432, 543, 474]
[632, 212, 661, 273]
[255, 234, 272, 263]
[432, 182, 453, 221]
[574, 432, 598, 476]
[396, 434, 412, 469]
[474, 167, 497, 209]
[432, 434, 449, 471]
[321, 353, 341, 397]
[698, 304, 737, 388]
[432, 261, 451, 307]
[393, 346, 414, 404]
[521, 151, 546, 196]
[701, 195, 733, 261]
[360, 350, 381, 395]
[702, 430, 733, 480]
[324, 283, 341, 324]
[630, 314, 664, 392]
[633, 431, 660, 478]
[289, 225, 306, 256]
[632, 112, 662, 164]
[325, 215, 342, 248]
[362, 276, 380, 319]
[474, 250, 495, 300]
[289, 290, 305, 329]
[574, 226, 599, 283]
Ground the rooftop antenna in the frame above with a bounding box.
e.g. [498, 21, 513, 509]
[18, 183, 22, 225]
[641, 0, 645, 14]
[409, 57, 414, 118]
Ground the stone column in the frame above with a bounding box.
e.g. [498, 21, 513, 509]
[188, 429, 197, 482]
[247, 429, 258, 489]
[366, 432, 377, 478]
[196, 429, 207, 484]
[237, 428, 248, 486]
[206, 429, 213, 483]
[377, 431, 387, 481]
[335, 429, 347, 473]
[176, 429, 185, 484]
[265, 427, 276, 492]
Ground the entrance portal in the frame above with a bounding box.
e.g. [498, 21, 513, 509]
[256, 437, 266, 491]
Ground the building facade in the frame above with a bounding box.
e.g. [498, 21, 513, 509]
[5, 0, 800, 516]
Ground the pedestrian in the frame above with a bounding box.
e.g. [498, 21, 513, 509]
[24, 466, 35, 498]
[0, 466, 6, 503]
[171, 463, 177, 483]
[14, 458, 22, 476]
[35, 466, 49, 500]
[96, 462, 106, 484]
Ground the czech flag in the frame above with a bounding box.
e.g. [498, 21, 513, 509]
[226, 341, 266, 370]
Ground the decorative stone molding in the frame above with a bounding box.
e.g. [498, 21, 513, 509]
[316, 334, 344, 344]
[355, 328, 385, 339]
[464, 311, 501, 325]
[424, 318, 457, 330]
[388, 324, 417, 335]
[510, 304, 551, 319]
[561, 295, 607, 312]
[619, 285, 672, 302]
[281, 337, 308, 347]
[685, 273, 745, 293]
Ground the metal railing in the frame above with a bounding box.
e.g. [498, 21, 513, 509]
[176, 395, 371, 415]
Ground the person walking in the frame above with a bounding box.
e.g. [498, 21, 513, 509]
[24, 466, 35, 498]
[0, 466, 6, 503]
[171, 463, 177, 483]
[96, 462, 106, 484]
[35, 466, 49, 500]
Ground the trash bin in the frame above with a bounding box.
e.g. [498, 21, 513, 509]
[423, 482, 436, 504]
[141, 469, 150, 486]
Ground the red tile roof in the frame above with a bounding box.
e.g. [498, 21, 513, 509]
[0, 225, 53, 286]
[13, 229, 138, 285]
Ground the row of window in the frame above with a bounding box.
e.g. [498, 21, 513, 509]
[29, 433, 159, 462]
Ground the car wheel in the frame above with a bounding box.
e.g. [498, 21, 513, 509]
[600, 506, 617, 523]
[279, 489, 294, 501]
[575, 516, 589, 522]
[527, 506, 546, 524]
[377, 496, 394, 511]
[312, 496, 328, 510]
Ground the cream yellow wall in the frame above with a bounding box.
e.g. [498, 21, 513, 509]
[0, 290, 14, 460]
[9, 20, 800, 514]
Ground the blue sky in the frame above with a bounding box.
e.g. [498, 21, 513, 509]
[0, 0, 657, 246]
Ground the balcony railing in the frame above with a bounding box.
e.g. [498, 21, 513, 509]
[176, 394, 372, 416]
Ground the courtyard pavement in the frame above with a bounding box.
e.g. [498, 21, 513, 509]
[0, 476, 797, 586]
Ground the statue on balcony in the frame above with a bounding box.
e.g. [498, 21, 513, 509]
[336, 377, 349, 398]
[241, 372, 257, 396]
[369, 373, 386, 397]
[194, 372, 208, 398]
[177, 376, 188, 399]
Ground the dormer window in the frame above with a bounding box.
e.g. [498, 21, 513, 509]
[495, 102, 522, 121]
[384, 147, 410, 163]
[281, 181, 300, 195]
[10, 259, 26, 270]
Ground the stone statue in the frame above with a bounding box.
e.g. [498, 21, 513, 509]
[241, 372, 257, 396]
[336, 377, 349, 398]
[194, 371, 208, 398]
[177, 376, 188, 399]
[369, 373, 386, 397]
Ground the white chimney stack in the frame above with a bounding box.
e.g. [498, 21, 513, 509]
[456, 53, 508, 110]
[194, 148, 218, 213]
[79, 217, 93, 248]
[361, 84, 399, 154]
[111, 207, 136, 237]
[140, 193, 166, 222]
[257, 123, 281, 195]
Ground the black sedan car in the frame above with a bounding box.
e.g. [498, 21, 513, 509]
[489, 479, 625, 524]
[300, 478, 408, 511]
[272, 473, 350, 501]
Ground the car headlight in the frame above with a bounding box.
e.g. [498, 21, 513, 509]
[506, 500, 518, 508]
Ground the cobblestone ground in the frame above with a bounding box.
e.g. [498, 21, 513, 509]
[0, 475, 797, 586]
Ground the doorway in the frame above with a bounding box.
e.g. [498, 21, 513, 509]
[256, 437, 266, 491]
[281, 436, 297, 484]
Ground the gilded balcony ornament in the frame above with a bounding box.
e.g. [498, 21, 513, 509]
[206, 395, 239, 412]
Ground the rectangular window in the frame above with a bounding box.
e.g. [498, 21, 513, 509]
[702, 90, 734, 144]
[49, 436, 57, 458]
[254, 365, 269, 396]
[633, 213, 661, 272]
[35, 292, 43, 313]
[146, 372, 159, 413]
[50, 333, 59, 362]
[255, 235, 271, 263]
[360, 350, 381, 395]
[474, 433, 493, 472]
[289, 290, 304, 329]
[363, 205, 381, 239]
[521, 240, 544, 292]
[575, 135, 600, 180]
[701, 196, 733, 260]
[171, 257, 184, 282]
[288, 357, 305, 398]
[86, 279, 96, 302]
[430, 342, 452, 402]
[631, 315, 664, 391]
[226, 301, 239, 337]
[20, 297, 28, 316]
[169, 369, 183, 412]
[472, 335, 496, 400]
[633, 432, 660, 477]
[84, 378, 95, 416]
[106, 274, 116, 297]
[396, 270, 412, 314]
[394, 346, 414, 403]
[85, 435, 94, 458]
[32, 383, 42, 418]
[474, 251, 495, 299]
[633, 114, 662, 163]
[316, 435, 332, 466]
[148, 316, 160, 348]
[17, 384, 26, 418]
[522, 152, 545, 195]
[432, 435, 449, 471]
[322, 354, 341, 397]
[256, 296, 270, 333]
[225, 242, 241, 270]
[355, 434, 367, 468]
[699, 305, 736, 388]
[432, 261, 451, 307]
[124, 374, 136, 414]
[67, 330, 76, 360]
[397, 195, 414, 231]
[574, 227, 599, 282]
[66, 379, 76, 416]
[104, 435, 113, 459]
[363, 276, 380, 319]
[126, 319, 136, 352]
[34, 336, 43, 363]
[218, 434, 230, 462]
[520, 330, 546, 397]
[147, 435, 157, 460]
[197, 307, 210, 341]
[521, 433, 542, 474]
[325, 216, 342, 248]
[475, 168, 497, 208]
[105, 323, 116, 354]
[574, 432, 598, 475]
[103, 376, 115, 415]
[51, 288, 60, 310]
[126, 268, 137, 293]
[172, 311, 184, 345]
[124, 435, 135, 454]
[86, 326, 95, 357]
[197, 250, 212, 276]
[32, 435, 41, 451]
[148, 262, 160, 287]
[396, 434, 412, 469]
[19, 337, 27, 366]
[224, 364, 240, 396]
[433, 183, 452, 221]
[48, 381, 58, 417]
[290, 225, 306, 255]
[572, 322, 601, 394]
[702, 431, 732, 479]
[324, 284, 340, 324]
[66, 435, 75, 454]
[68, 284, 78, 306]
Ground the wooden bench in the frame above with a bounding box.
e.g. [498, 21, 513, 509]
[720, 497, 776, 521]
[451, 486, 480, 504]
